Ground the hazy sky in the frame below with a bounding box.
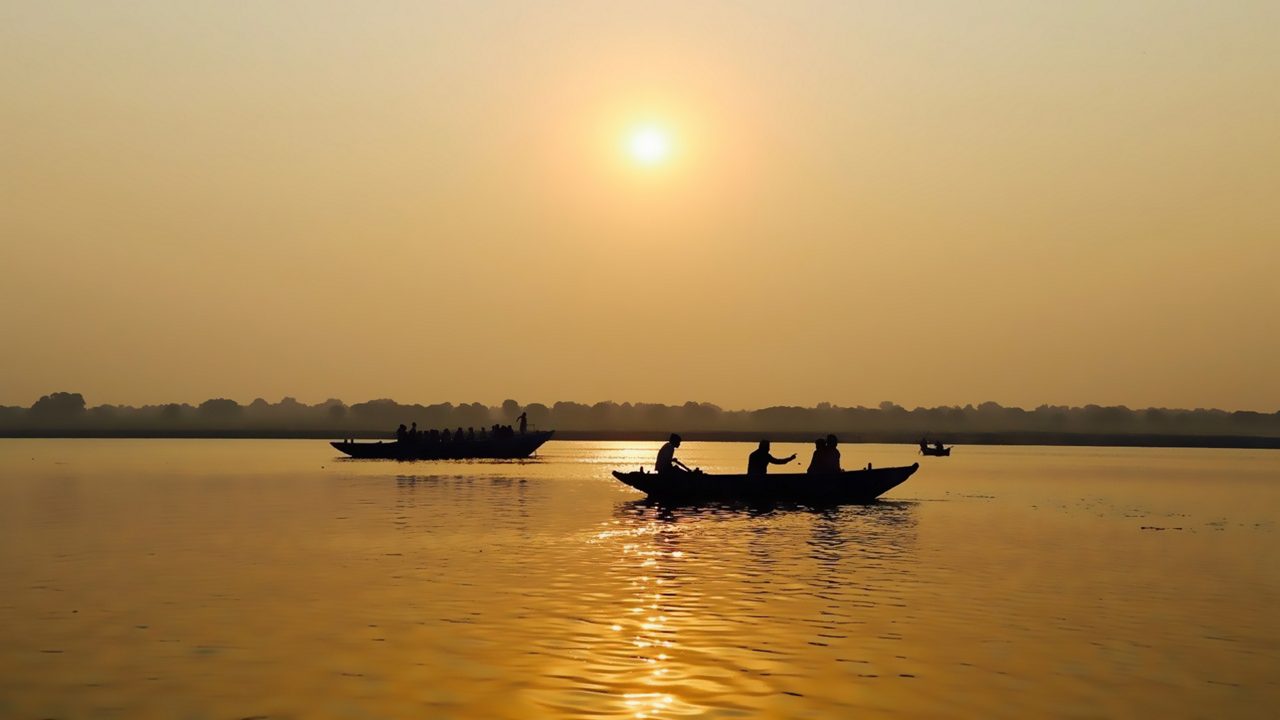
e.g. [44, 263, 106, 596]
[3, 1, 1277, 410]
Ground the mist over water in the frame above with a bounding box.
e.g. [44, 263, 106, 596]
[1, 440, 1277, 718]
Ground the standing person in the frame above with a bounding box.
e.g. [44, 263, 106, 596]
[395, 424, 408, 443]
[655, 433, 692, 474]
[747, 440, 797, 476]
[516, 411, 528, 434]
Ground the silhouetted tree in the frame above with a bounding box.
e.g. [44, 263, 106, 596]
[198, 398, 242, 418]
[29, 392, 86, 418]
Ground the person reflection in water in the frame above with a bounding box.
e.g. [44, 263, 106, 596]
[747, 440, 797, 476]
[655, 433, 693, 474]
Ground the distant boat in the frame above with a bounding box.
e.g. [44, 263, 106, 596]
[611, 463, 918, 504]
[920, 445, 952, 457]
[331, 430, 554, 460]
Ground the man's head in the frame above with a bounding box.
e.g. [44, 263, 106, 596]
[759, 439, 771, 451]
[814, 438, 825, 448]
[669, 433, 682, 446]
[826, 434, 838, 447]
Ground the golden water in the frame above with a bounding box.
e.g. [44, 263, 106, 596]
[1, 440, 1277, 718]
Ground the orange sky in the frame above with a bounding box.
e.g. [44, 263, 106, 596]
[2, 2, 1277, 410]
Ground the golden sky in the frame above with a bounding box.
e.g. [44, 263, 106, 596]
[2, 1, 1277, 410]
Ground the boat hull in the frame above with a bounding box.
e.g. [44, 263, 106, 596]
[611, 463, 918, 504]
[331, 431, 554, 460]
[921, 447, 951, 456]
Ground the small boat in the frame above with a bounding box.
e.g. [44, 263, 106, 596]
[611, 463, 918, 504]
[920, 445, 952, 457]
[331, 430, 554, 460]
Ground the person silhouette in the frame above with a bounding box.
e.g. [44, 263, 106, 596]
[516, 411, 528, 434]
[655, 433, 692, 473]
[825, 434, 843, 472]
[806, 438, 826, 474]
[395, 424, 408, 443]
[747, 440, 796, 476]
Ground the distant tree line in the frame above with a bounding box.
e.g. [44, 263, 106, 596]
[2, 392, 1278, 442]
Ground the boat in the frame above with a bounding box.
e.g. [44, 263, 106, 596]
[920, 445, 952, 456]
[331, 430, 554, 460]
[611, 463, 919, 504]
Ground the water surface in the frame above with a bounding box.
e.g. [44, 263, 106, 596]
[1, 440, 1277, 718]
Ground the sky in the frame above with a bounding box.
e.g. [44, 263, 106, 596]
[2, 1, 1278, 411]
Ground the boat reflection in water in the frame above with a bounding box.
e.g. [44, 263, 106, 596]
[585, 498, 919, 718]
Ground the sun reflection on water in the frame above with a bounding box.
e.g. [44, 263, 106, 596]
[588, 509, 703, 718]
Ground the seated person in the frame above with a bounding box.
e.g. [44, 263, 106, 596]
[825, 434, 843, 472]
[655, 433, 693, 473]
[747, 440, 797, 476]
[806, 438, 827, 474]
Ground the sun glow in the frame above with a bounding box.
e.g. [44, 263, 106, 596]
[627, 126, 671, 166]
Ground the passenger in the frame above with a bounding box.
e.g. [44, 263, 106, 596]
[454, 427, 465, 442]
[655, 433, 692, 474]
[395, 424, 408, 443]
[410, 422, 418, 443]
[747, 440, 797, 476]
[825, 434, 843, 472]
[440, 428, 452, 443]
[933, 440, 944, 452]
[478, 427, 488, 440]
[516, 411, 528, 434]
[919, 437, 929, 454]
[467, 427, 476, 442]
[806, 438, 827, 474]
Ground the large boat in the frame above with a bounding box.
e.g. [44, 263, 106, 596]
[611, 463, 918, 504]
[331, 430, 554, 460]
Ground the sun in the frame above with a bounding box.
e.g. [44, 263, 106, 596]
[627, 125, 671, 166]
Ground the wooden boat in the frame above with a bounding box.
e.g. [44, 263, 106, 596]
[331, 430, 554, 460]
[611, 463, 918, 504]
[920, 445, 952, 456]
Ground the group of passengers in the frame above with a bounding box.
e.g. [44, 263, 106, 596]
[654, 433, 848, 477]
[394, 421, 521, 445]
[918, 437, 946, 453]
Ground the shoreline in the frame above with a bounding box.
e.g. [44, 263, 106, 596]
[2, 429, 1278, 450]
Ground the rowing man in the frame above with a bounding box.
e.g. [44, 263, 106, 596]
[656, 433, 693, 474]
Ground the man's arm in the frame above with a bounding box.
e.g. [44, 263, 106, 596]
[769, 454, 797, 465]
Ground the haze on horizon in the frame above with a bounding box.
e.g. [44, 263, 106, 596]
[3, 2, 1278, 412]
